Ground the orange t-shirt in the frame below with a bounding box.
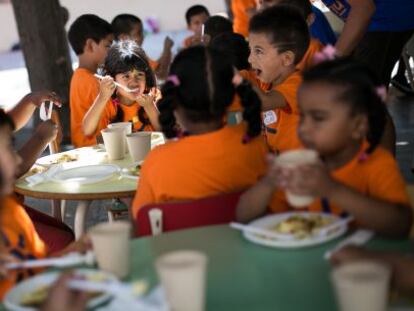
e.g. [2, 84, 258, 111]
[148, 58, 159, 71]
[70, 68, 100, 148]
[132, 122, 268, 218]
[0, 196, 47, 299]
[232, 0, 257, 37]
[260, 71, 303, 153]
[297, 38, 323, 72]
[270, 144, 410, 214]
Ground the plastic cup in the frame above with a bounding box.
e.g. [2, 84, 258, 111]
[126, 132, 151, 162]
[101, 128, 125, 160]
[331, 261, 391, 311]
[108, 122, 132, 153]
[275, 149, 319, 207]
[89, 221, 131, 279]
[156, 250, 208, 311]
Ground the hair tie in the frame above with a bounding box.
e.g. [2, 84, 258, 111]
[166, 75, 180, 87]
[358, 152, 369, 162]
[242, 134, 252, 144]
[232, 73, 243, 87]
[313, 45, 337, 64]
[375, 86, 387, 102]
[112, 98, 120, 107]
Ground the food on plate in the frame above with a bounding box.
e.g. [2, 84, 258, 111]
[26, 166, 47, 177]
[269, 215, 334, 239]
[48, 154, 78, 165]
[127, 163, 141, 176]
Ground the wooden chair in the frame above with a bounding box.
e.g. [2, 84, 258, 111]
[134, 191, 242, 237]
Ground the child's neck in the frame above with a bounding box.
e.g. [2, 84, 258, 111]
[322, 139, 364, 171]
[78, 55, 99, 73]
[271, 66, 296, 87]
[118, 96, 135, 106]
[183, 120, 223, 136]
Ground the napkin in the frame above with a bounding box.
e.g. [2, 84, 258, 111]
[26, 164, 63, 187]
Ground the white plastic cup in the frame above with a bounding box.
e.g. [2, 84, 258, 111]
[101, 128, 125, 160]
[331, 261, 391, 311]
[89, 221, 131, 279]
[275, 149, 319, 207]
[156, 250, 208, 311]
[126, 132, 151, 162]
[108, 122, 132, 153]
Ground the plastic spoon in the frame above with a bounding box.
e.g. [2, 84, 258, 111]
[94, 74, 139, 93]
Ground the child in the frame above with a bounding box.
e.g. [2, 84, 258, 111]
[111, 14, 174, 80]
[131, 46, 265, 219]
[204, 15, 233, 43]
[82, 40, 160, 138]
[182, 5, 210, 48]
[0, 110, 90, 298]
[231, 0, 258, 37]
[68, 14, 113, 147]
[248, 6, 310, 152]
[236, 58, 412, 238]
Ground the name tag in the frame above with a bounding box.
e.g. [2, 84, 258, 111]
[263, 110, 277, 126]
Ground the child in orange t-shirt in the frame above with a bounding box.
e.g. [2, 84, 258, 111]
[132, 46, 266, 219]
[68, 14, 113, 147]
[182, 5, 210, 48]
[248, 6, 310, 152]
[237, 58, 412, 238]
[111, 14, 173, 80]
[82, 40, 160, 141]
[231, 0, 258, 37]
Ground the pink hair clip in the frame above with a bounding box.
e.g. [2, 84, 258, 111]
[375, 86, 387, 102]
[232, 73, 243, 87]
[358, 152, 369, 162]
[313, 44, 337, 64]
[166, 75, 180, 87]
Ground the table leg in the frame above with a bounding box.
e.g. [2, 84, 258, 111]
[51, 200, 62, 221]
[74, 200, 91, 239]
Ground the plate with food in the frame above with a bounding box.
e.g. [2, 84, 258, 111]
[243, 212, 348, 248]
[50, 164, 120, 185]
[4, 269, 117, 311]
[36, 152, 79, 166]
[121, 161, 142, 181]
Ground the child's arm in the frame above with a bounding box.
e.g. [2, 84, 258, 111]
[154, 36, 174, 80]
[332, 246, 414, 295]
[252, 85, 287, 111]
[7, 91, 61, 131]
[82, 76, 115, 136]
[286, 163, 413, 238]
[16, 120, 58, 177]
[138, 88, 161, 131]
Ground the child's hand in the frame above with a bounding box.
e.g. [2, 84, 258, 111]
[164, 36, 174, 50]
[99, 75, 116, 100]
[330, 246, 374, 266]
[34, 120, 58, 145]
[262, 154, 287, 189]
[137, 87, 160, 107]
[24, 91, 62, 108]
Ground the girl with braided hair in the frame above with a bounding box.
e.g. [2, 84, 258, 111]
[237, 58, 412, 238]
[132, 46, 266, 219]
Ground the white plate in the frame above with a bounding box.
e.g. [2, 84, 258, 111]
[121, 161, 142, 181]
[243, 212, 347, 249]
[4, 269, 117, 311]
[50, 164, 119, 185]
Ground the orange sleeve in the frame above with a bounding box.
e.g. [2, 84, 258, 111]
[273, 72, 302, 114]
[297, 39, 323, 72]
[232, 0, 257, 37]
[148, 58, 159, 71]
[70, 69, 100, 147]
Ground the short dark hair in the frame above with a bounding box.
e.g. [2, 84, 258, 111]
[68, 14, 112, 55]
[111, 14, 142, 40]
[249, 6, 310, 65]
[0, 109, 15, 131]
[185, 5, 210, 26]
[210, 32, 250, 70]
[204, 15, 233, 41]
[277, 0, 312, 19]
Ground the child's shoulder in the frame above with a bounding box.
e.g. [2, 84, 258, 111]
[361, 145, 398, 170]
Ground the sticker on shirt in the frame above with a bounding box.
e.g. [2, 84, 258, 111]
[263, 110, 278, 126]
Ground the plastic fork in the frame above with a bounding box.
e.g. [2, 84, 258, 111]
[67, 279, 147, 298]
[230, 222, 295, 241]
[94, 74, 139, 93]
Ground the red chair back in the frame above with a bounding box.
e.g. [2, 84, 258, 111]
[134, 191, 242, 237]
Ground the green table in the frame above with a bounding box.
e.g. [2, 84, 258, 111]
[128, 225, 413, 311]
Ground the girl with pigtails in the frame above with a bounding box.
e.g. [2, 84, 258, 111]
[237, 57, 412, 238]
[132, 46, 268, 219]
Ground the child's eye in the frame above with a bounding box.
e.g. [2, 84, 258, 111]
[254, 48, 263, 56]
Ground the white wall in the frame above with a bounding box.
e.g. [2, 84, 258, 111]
[0, 0, 226, 52]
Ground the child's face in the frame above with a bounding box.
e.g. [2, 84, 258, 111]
[188, 13, 209, 34]
[297, 82, 367, 156]
[248, 32, 294, 84]
[115, 69, 147, 102]
[93, 34, 114, 65]
[0, 126, 20, 196]
[119, 23, 144, 46]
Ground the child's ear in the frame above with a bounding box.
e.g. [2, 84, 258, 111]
[282, 51, 295, 67]
[351, 114, 368, 140]
[85, 38, 95, 53]
[307, 13, 316, 27]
